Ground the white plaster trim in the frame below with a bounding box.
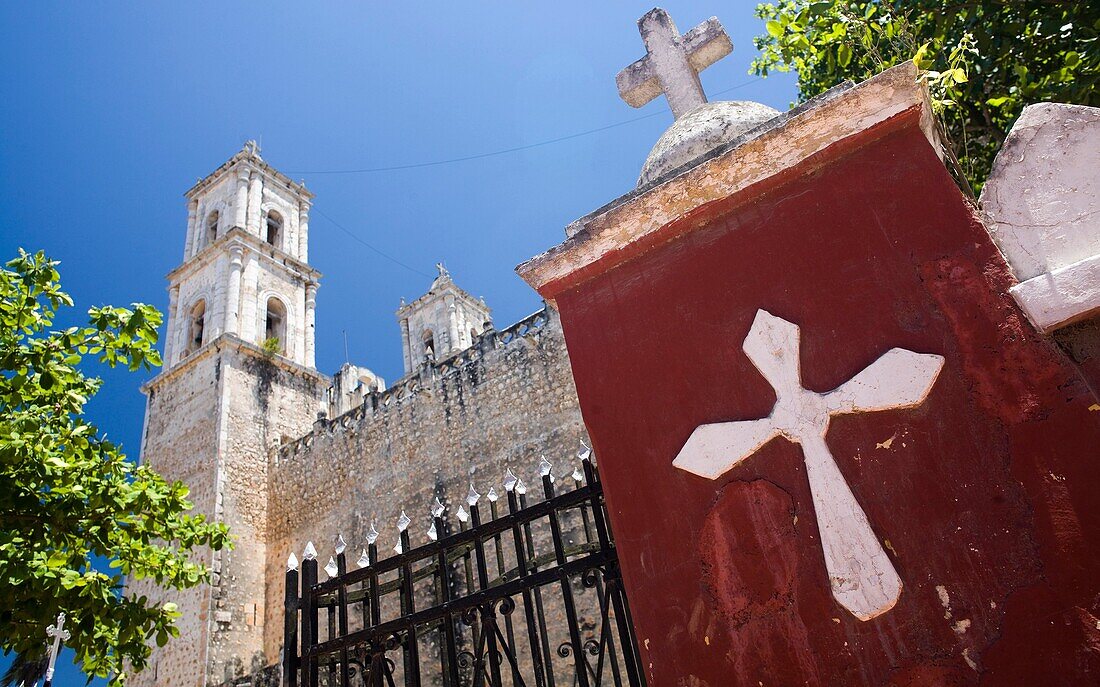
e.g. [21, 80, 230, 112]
[1009, 252, 1100, 332]
[673, 310, 944, 620]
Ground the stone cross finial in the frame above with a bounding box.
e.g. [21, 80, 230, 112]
[616, 7, 733, 119]
[673, 310, 944, 620]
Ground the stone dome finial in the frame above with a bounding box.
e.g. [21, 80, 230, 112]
[637, 100, 780, 186]
[615, 8, 780, 187]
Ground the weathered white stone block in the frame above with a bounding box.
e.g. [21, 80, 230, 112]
[981, 102, 1100, 331]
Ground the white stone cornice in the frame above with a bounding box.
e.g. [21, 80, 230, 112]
[166, 227, 321, 286]
[185, 150, 313, 202]
[395, 280, 488, 319]
[142, 332, 329, 394]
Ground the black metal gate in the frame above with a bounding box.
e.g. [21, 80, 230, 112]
[283, 453, 646, 687]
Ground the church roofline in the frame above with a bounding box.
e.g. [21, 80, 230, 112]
[185, 144, 314, 202]
[276, 304, 554, 461]
[165, 227, 322, 285]
[395, 273, 489, 319]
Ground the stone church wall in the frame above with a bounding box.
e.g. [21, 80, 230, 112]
[133, 339, 328, 687]
[262, 306, 589, 666]
[132, 348, 222, 687]
[211, 345, 327, 685]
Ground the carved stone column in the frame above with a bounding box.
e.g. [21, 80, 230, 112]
[234, 169, 250, 230]
[165, 284, 180, 363]
[400, 317, 412, 374]
[304, 283, 318, 368]
[224, 245, 245, 335]
[191, 201, 206, 256]
[246, 174, 263, 235]
[445, 294, 460, 356]
[172, 284, 188, 363]
[184, 200, 198, 261]
[298, 200, 310, 262]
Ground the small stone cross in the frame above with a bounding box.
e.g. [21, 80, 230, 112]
[674, 310, 944, 620]
[44, 612, 71, 687]
[616, 7, 733, 119]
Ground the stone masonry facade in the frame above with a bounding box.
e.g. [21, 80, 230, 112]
[135, 337, 328, 687]
[133, 143, 588, 687]
[264, 306, 588, 678]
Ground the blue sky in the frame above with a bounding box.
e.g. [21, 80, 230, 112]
[0, 2, 796, 683]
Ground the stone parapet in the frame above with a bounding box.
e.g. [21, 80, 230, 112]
[262, 306, 588, 667]
[277, 307, 554, 462]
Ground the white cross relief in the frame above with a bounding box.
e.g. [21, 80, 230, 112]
[616, 8, 733, 119]
[673, 310, 944, 620]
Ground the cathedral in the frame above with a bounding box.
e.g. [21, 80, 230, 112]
[129, 5, 1100, 686]
[132, 141, 587, 686]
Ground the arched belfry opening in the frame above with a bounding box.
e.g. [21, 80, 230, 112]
[185, 300, 206, 357]
[265, 211, 283, 249]
[206, 211, 219, 246]
[264, 297, 288, 354]
[422, 330, 435, 360]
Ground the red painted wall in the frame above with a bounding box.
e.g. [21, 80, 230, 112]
[554, 126, 1100, 685]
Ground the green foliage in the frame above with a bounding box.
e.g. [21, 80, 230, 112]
[261, 336, 282, 356]
[752, 0, 1100, 191]
[0, 250, 230, 684]
[1, 652, 46, 687]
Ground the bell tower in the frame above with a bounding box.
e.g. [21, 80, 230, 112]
[133, 143, 329, 686]
[165, 140, 318, 368]
[396, 264, 492, 374]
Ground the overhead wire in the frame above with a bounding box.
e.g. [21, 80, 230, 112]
[312, 207, 435, 279]
[288, 77, 763, 176]
[303, 76, 766, 276]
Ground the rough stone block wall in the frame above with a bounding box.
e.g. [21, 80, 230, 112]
[263, 308, 590, 671]
[130, 350, 220, 687]
[210, 347, 326, 685]
[131, 339, 326, 687]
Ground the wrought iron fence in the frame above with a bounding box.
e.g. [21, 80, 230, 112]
[283, 452, 645, 687]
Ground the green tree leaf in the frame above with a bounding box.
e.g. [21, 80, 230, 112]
[0, 249, 229, 686]
[751, 0, 1100, 192]
[838, 43, 853, 67]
